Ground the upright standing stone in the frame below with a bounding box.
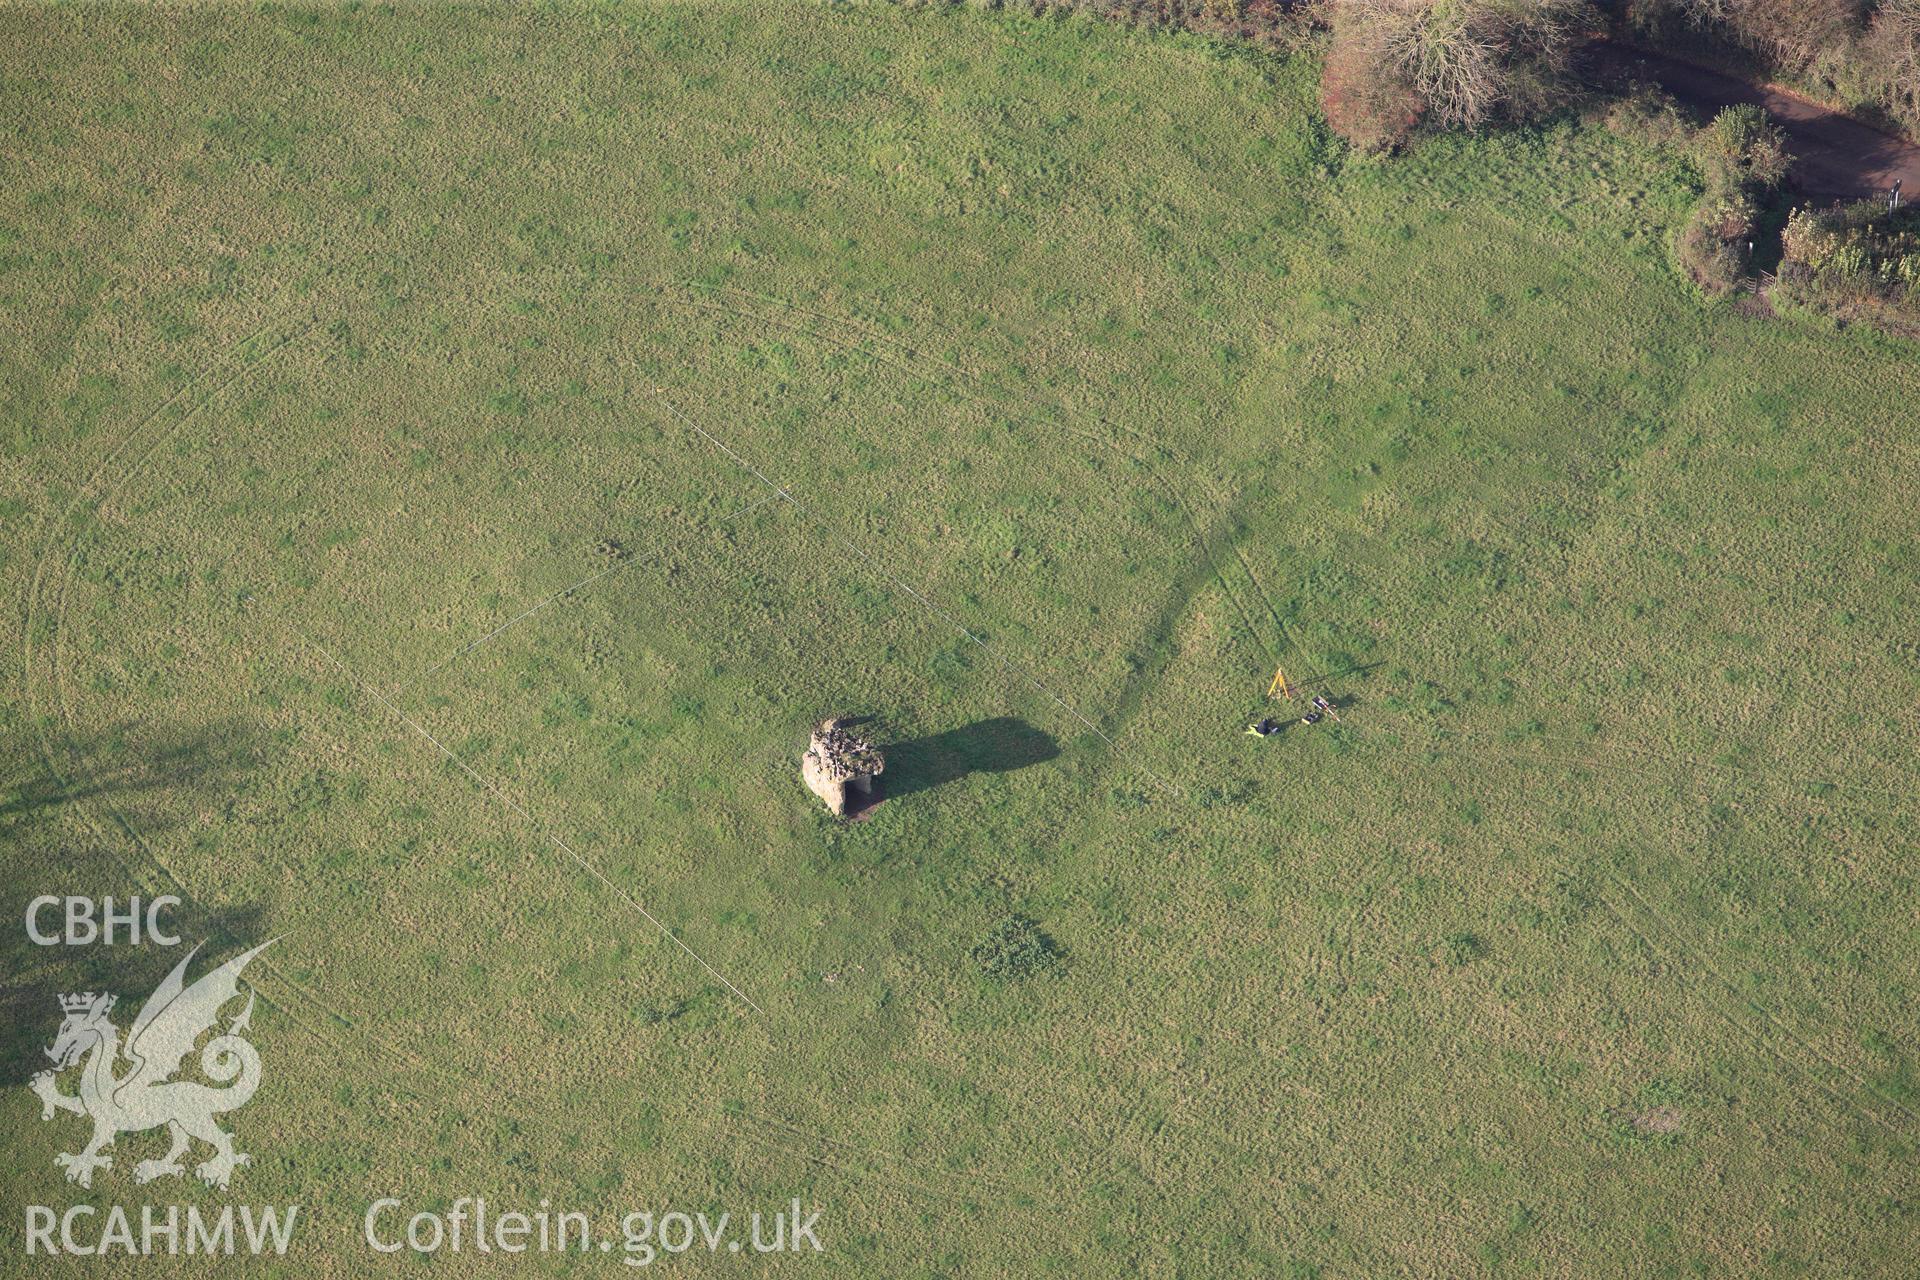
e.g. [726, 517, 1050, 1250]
[802, 717, 885, 815]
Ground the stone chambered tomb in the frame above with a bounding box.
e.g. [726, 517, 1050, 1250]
[801, 717, 884, 816]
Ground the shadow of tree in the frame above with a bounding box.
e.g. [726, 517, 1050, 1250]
[1, 720, 263, 825]
[881, 717, 1060, 802]
[0, 904, 272, 1089]
[0, 722, 271, 1087]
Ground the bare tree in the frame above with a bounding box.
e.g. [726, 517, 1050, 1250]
[1376, 1, 1504, 128]
[1323, 0, 1584, 141]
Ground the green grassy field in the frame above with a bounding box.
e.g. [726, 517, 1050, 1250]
[2, 3, 1916, 1276]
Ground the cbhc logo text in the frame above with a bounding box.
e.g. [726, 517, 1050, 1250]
[26, 896, 182, 946]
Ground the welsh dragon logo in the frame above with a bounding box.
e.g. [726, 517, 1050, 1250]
[29, 940, 273, 1190]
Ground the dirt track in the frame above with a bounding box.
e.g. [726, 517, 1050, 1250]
[1595, 43, 1920, 203]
